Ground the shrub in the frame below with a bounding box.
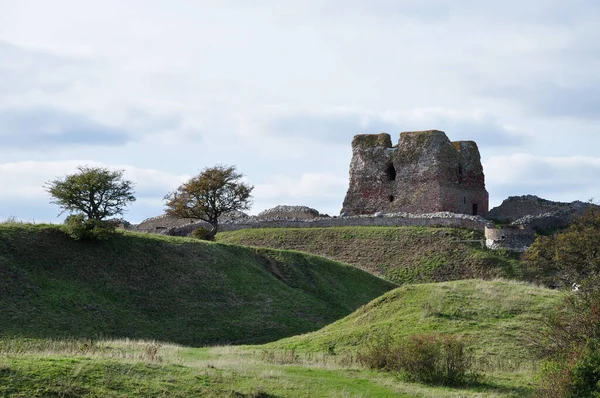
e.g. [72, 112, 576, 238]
[535, 277, 600, 397]
[537, 358, 574, 398]
[63, 214, 117, 241]
[189, 227, 214, 241]
[357, 332, 478, 386]
[356, 330, 395, 370]
[570, 341, 600, 397]
[537, 342, 600, 398]
[523, 206, 600, 287]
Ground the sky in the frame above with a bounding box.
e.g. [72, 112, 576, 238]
[1, 0, 599, 224]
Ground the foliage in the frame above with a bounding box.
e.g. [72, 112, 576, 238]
[63, 214, 117, 241]
[164, 165, 253, 239]
[570, 341, 600, 398]
[46, 166, 135, 221]
[537, 359, 574, 398]
[188, 226, 213, 241]
[357, 332, 479, 386]
[525, 207, 600, 396]
[536, 277, 600, 397]
[523, 207, 600, 287]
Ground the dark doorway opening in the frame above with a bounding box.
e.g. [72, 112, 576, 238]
[385, 163, 396, 181]
[472, 203, 478, 215]
[389, 195, 394, 202]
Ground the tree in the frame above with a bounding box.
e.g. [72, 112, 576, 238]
[523, 206, 600, 397]
[46, 166, 136, 221]
[523, 206, 600, 287]
[535, 276, 600, 397]
[164, 165, 253, 239]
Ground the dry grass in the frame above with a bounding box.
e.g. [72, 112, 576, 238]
[0, 337, 177, 363]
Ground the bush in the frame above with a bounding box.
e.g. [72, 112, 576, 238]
[535, 277, 600, 397]
[537, 341, 600, 398]
[571, 341, 600, 397]
[537, 358, 574, 398]
[523, 207, 600, 287]
[356, 330, 395, 370]
[357, 332, 478, 386]
[63, 214, 117, 241]
[188, 227, 214, 241]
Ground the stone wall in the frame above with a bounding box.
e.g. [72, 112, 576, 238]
[484, 225, 536, 252]
[133, 212, 492, 236]
[133, 214, 198, 233]
[256, 205, 320, 220]
[341, 130, 489, 217]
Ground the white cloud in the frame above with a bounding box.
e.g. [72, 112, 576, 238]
[1, 1, 599, 221]
[253, 173, 347, 214]
[0, 161, 189, 222]
[237, 106, 525, 150]
[485, 154, 600, 206]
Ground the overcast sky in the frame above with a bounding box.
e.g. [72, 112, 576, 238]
[1, 0, 599, 223]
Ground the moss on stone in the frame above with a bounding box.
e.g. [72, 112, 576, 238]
[455, 141, 479, 157]
[352, 133, 392, 149]
[401, 130, 444, 141]
[397, 131, 442, 164]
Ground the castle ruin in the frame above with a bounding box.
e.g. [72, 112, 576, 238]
[341, 130, 489, 216]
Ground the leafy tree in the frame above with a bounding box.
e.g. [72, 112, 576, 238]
[164, 165, 253, 239]
[524, 206, 600, 397]
[46, 166, 135, 240]
[536, 276, 600, 397]
[47, 166, 136, 220]
[523, 207, 600, 287]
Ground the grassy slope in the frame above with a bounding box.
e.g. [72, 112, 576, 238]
[269, 279, 558, 366]
[0, 341, 532, 397]
[0, 279, 557, 397]
[217, 226, 524, 285]
[0, 224, 394, 346]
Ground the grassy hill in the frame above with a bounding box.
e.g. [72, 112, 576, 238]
[0, 223, 395, 346]
[0, 279, 558, 397]
[268, 279, 558, 366]
[1, 340, 521, 397]
[217, 226, 524, 285]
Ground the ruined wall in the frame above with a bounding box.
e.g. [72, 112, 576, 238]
[485, 225, 536, 252]
[256, 205, 321, 220]
[340, 133, 395, 215]
[133, 212, 491, 236]
[342, 130, 489, 216]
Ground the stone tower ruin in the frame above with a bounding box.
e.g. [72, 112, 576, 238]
[341, 130, 489, 216]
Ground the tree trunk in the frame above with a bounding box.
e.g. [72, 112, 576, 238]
[207, 223, 218, 240]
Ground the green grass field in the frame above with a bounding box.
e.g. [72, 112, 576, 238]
[0, 338, 531, 397]
[0, 223, 394, 346]
[268, 279, 558, 367]
[0, 223, 559, 396]
[0, 278, 558, 397]
[216, 226, 523, 285]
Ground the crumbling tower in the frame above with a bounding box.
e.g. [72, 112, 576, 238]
[341, 130, 489, 216]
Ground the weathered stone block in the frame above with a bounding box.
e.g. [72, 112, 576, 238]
[352, 133, 393, 149]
